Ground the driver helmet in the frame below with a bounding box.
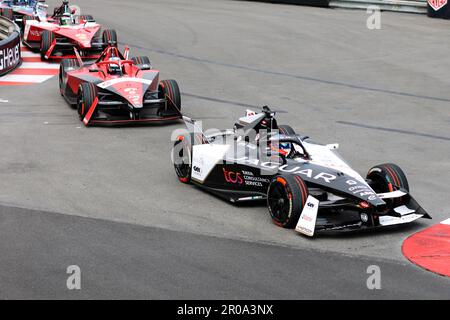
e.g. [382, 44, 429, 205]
[60, 12, 72, 25]
[108, 57, 121, 75]
[279, 142, 292, 156]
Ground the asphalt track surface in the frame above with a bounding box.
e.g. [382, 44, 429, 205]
[0, 0, 449, 299]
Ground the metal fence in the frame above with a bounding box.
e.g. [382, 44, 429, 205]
[329, 0, 427, 13]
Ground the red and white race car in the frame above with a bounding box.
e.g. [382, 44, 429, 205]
[59, 44, 182, 126]
[22, 0, 117, 60]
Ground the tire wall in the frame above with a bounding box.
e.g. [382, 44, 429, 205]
[0, 16, 21, 76]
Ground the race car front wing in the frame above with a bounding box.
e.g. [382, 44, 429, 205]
[295, 190, 431, 236]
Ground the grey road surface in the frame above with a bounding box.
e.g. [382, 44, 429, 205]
[1, 205, 449, 299]
[0, 0, 449, 298]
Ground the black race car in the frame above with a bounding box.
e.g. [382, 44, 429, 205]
[172, 107, 430, 236]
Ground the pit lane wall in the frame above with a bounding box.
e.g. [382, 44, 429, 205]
[0, 16, 21, 76]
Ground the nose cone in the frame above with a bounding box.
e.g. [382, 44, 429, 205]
[98, 77, 156, 108]
[122, 87, 143, 108]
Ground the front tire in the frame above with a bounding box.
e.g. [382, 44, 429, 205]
[267, 174, 308, 228]
[172, 135, 192, 183]
[40, 30, 54, 60]
[159, 79, 181, 113]
[59, 59, 80, 98]
[102, 29, 117, 46]
[367, 163, 409, 193]
[77, 83, 98, 120]
[0, 8, 14, 20]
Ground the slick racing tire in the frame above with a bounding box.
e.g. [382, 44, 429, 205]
[131, 56, 151, 70]
[40, 30, 55, 60]
[77, 82, 98, 120]
[102, 29, 117, 46]
[267, 174, 309, 228]
[159, 80, 181, 113]
[59, 59, 80, 98]
[278, 125, 296, 136]
[367, 163, 410, 193]
[172, 135, 192, 183]
[0, 8, 13, 20]
[79, 14, 94, 21]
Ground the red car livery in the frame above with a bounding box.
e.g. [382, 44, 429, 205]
[22, 1, 116, 60]
[59, 44, 182, 126]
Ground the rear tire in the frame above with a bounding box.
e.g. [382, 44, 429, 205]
[79, 14, 94, 21]
[59, 59, 80, 98]
[131, 56, 151, 70]
[77, 83, 98, 120]
[367, 163, 409, 193]
[159, 79, 181, 113]
[0, 8, 14, 20]
[102, 29, 117, 46]
[172, 135, 192, 183]
[267, 174, 308, 228]
[40, 30, 54, 60]
[278, 125, 296, 136]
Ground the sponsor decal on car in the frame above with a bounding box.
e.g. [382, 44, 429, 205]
[296, 196, 319, 237]
[223, 168, 243, 185]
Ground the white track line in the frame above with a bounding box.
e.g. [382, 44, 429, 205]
[0, 74, 55, 83]
[21, 51, 41, 58]
[441, 218, 450, 225]
[20, 62, 60, 70]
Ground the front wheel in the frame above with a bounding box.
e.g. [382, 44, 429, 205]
[77, 83, 98, 120]
[40, 30, 54, 60]
[267, 174, 308, 228]
[172, 135, 192, 183]
[367, 163, 409, 193]
[159, 79, 181, 113]
[59, 59, 80, 97]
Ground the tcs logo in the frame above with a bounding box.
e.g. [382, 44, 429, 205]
[223, 168, 243, 185]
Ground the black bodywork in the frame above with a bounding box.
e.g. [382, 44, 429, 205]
[180, 108, 431, 234]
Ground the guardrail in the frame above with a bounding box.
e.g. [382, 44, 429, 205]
[329, 0, 427, 13]
[238, 0, 329, 7]
[0, 16, 21, 76]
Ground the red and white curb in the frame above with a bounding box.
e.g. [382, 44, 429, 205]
[0, 46, 59, 86]
[402, 218, 450, 277]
